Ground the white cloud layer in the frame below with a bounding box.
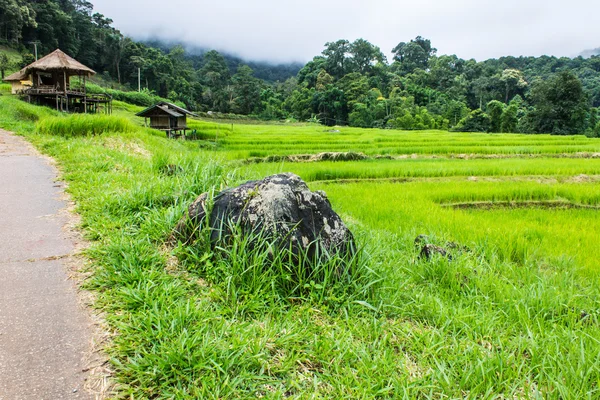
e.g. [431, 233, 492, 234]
[92, 0, 600, 63]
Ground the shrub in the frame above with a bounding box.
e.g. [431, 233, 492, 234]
[453, 109, 492, 132]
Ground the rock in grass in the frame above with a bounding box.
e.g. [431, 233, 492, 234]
[414, 234, 453, 260]
[419, 243, 452, 260]
[174, 173, 355, 260]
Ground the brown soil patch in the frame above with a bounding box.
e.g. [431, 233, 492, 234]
[245, 151, 600, 164]
[565, 174, 595, 183]
[444, 200, 600, 210]
[245, 151, 369, 163]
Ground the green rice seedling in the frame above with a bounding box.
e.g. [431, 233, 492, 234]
[243, 157, 600, 182]
[36, 114, 137, 137]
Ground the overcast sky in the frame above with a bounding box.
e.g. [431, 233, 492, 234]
[91, 0, 599, 63]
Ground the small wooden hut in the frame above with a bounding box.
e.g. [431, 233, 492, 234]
[136, 102, 197, 137]
[3, 70, 32, 94]
[2, 49, 112, 113]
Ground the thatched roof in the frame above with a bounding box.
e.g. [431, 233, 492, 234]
[22, 49, 95, 76]
[3, 70, 28, 82]
[136, 102, 197, 118]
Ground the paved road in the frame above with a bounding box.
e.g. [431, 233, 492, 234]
[0, 130, 92, 399]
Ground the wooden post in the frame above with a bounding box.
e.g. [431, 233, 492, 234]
[63, 71, 69, 112]
[83, 75, 87, 114]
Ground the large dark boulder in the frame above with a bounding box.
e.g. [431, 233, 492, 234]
[173, 173, 355, 260]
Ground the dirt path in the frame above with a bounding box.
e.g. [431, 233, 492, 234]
[0, 130, 93, 399]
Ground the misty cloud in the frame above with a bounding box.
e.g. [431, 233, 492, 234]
[92, 0, 600, 62]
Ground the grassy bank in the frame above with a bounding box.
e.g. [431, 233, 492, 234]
[1, 95, 599, 398]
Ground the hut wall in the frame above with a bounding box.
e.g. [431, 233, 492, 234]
[177, 116, 187, 128]
[11, 82, 24, 94]
[150, 116, 170, 128]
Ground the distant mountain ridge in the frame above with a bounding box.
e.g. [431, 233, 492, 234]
[580, 48, 600, 58]
[142, 39, 303, 83]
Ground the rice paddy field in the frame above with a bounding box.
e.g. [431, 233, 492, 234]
[1, 95, 600, 398]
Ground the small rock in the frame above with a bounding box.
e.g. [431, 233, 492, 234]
[420, 243, 452, 260]
[414, 234, 457, 261]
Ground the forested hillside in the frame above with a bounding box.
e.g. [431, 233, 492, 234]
[1, 0, 599, 134]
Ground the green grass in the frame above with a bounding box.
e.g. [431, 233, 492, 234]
[36, 114, 139, 137]
[243, 157, 600, 182]
[0, 45, 23, 76]
[1, 94, 599, 398]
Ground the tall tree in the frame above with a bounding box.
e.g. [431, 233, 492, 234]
[0, 52, 9, 79]
[322, 39, 352, 79]
[199, 50, 230, 111]
[526, 71, 589, 134]
[349, 38, 386, 75]
[487, 100, 505, 132]
[231, 65, 261, 115]
[499, 69, 527, 103]
[392, 36, 436, 74]
[0, 0, 36, 43]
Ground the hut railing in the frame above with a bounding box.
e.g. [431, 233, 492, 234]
[24, 86, 86, 96]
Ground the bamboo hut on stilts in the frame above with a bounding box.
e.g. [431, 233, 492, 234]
[2, 49, 112, 114]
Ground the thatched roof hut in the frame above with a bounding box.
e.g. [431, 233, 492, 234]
[3, 70, 28, 82]
[20, 49, 96, 77]
[2, 49, 111, 113]
[2, 49, 96, 94]
[3, 70, 31, 94]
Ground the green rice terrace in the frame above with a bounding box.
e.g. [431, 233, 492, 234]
[1, 93, 599, 398]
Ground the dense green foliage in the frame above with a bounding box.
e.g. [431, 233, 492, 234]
[1, 94, 600, 397]
[1, 0, 599, 134]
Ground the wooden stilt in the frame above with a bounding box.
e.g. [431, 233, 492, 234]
[83, 75, 87, 114]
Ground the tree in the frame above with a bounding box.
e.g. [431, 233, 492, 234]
[443, 100, 469, 127]
[499, 69, 527, 103]
[0, 0, 36, 43]
[322, 39, 352, 79]
[199, 50, 230, 111]
[315, 69, 333, 91]
[231, 65, 261, 115]
[392, 36, 436, 74]
[471, 75, 502, 109]
[487, 100, 505, 132]
[297, 56, 326, 88]
[349, 38, 386, 75]
[0, 53, 9, 79]
[284, 87, 315, 121]
[453, 109, 491, 132]
[313, 86, 347, 126]
[501, 104, 519, 133]
[526, 71, 589, 134]
[337, 72, 370, 106]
